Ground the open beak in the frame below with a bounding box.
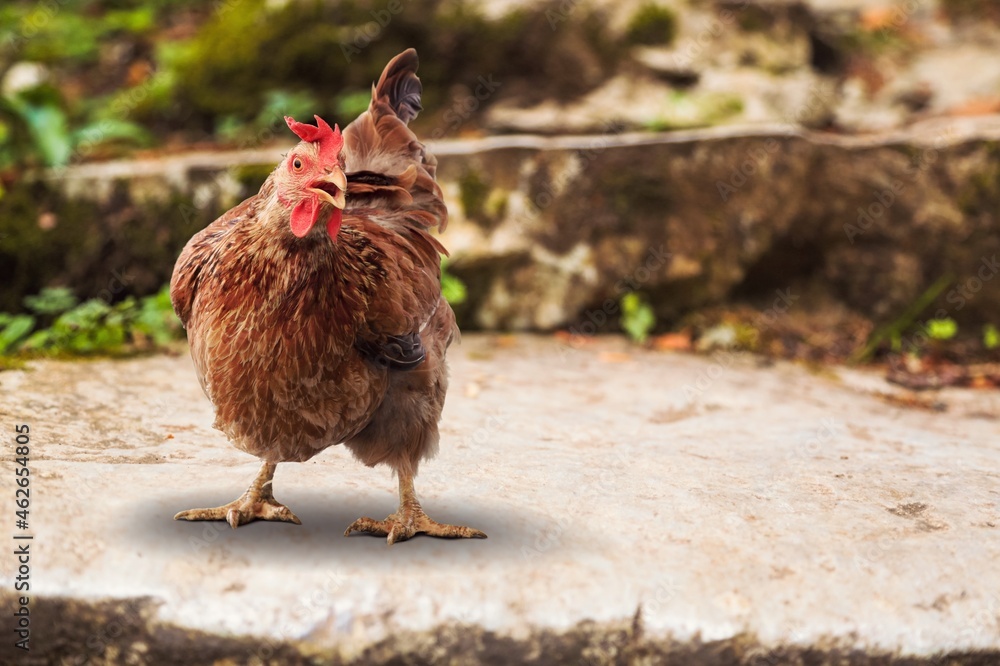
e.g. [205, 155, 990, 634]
[308, 165, 347, 209]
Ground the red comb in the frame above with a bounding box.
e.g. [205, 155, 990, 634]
[284, 115, 343, 163]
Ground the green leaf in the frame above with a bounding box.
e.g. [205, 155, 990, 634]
[441, 272, 467, 306]
[24, 287, 79, 315]
[440, 259, 468, 306]
[926, 317, 957, 341]
[984, 324, 999, 350]
[135, 286, 181, 344]
[0, 315, 36, 355]
[21, 329, 52, 350]
[73, 119, 152, 149]
[335, 90, 373, 120]
[21, 103, 72, 166]
[852, 275, 953, 363]
[620, 292, 656, 343]
[257, 89, 319, 128]
[102, 8, 156, 35]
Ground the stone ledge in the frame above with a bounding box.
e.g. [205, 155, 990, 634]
[0, 335, 997, 661]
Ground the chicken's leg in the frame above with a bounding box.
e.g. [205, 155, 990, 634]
[174, 462, 301, 529]
[344, 472, 486, 545]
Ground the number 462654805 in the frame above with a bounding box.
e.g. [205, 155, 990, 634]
[15, 425, 29, 520]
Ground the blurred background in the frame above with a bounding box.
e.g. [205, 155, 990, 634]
[1, 0, 999, 385]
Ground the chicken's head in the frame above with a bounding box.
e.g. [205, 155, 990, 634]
[276, 115, 347, 240]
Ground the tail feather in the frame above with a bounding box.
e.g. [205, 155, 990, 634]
[374, 48, 422, 125]
[342, 48, 447, 231]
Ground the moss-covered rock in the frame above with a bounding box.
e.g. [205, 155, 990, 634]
[7, 120, 1000, 338]
[165, 0, 623, 136]
[624, 3, 678, 47]
[0, 171, 235, 313]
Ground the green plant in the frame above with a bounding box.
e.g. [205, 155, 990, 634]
[620, 292, 656, 343]
[134, 285, 182, 346]
[644, 91, 744, 131]
[0, 87, 151, 169]
[984, 324, 999, 350]
[335, 91, 373, 120]
[926, 317, 958, 341]
[0, 285, 182, 359]
[441, 259, 468, 306]
[852, 275, 952, 363]
[217, 89, 321, 143]
[0, 90, 72, 167]
[0, 314, 35, 355]
[23, 286, 78, 315]
[24, 298, 129, 353]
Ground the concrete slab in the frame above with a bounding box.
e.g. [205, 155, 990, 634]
[1, 335, 998, 663]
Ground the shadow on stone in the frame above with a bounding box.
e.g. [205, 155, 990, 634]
[125, 489, 579, 565]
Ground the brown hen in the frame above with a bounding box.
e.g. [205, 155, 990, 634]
[170, 49, 484, 544]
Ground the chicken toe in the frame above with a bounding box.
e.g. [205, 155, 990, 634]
[344, 472, 485, 544]
[174, 462, 301, 529]
[344, 512, 485, 544]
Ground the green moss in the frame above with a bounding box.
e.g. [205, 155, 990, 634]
[733, 322, 761, 351]
[0, 356, 26, 372]
[485, 189, 509, 219]
[167, 0, 623, 132]
[458, 169, 490, 220]
[625, 3, 678, 47]
[645, 92, 744, 131]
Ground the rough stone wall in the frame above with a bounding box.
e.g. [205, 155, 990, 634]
[5, 118, 999, 330]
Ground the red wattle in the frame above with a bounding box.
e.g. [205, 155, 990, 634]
[327, 208, 343, 240]
[290, 198, 318, 238]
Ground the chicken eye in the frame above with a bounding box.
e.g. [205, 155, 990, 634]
[292, 157, 303, 171]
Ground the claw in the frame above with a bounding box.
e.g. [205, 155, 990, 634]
[344, 511, 485, 544]
[175, 493, 301, 529]
[175, 462, 300, 529]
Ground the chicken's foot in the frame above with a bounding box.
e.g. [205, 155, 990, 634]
[174, 462, 301, 529]
[344, 472, 486, 544]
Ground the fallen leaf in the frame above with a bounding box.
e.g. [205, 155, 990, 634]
[653, 332, 692, 351]
[598, 351, 632, 363]
[554, 330, 592, 347]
